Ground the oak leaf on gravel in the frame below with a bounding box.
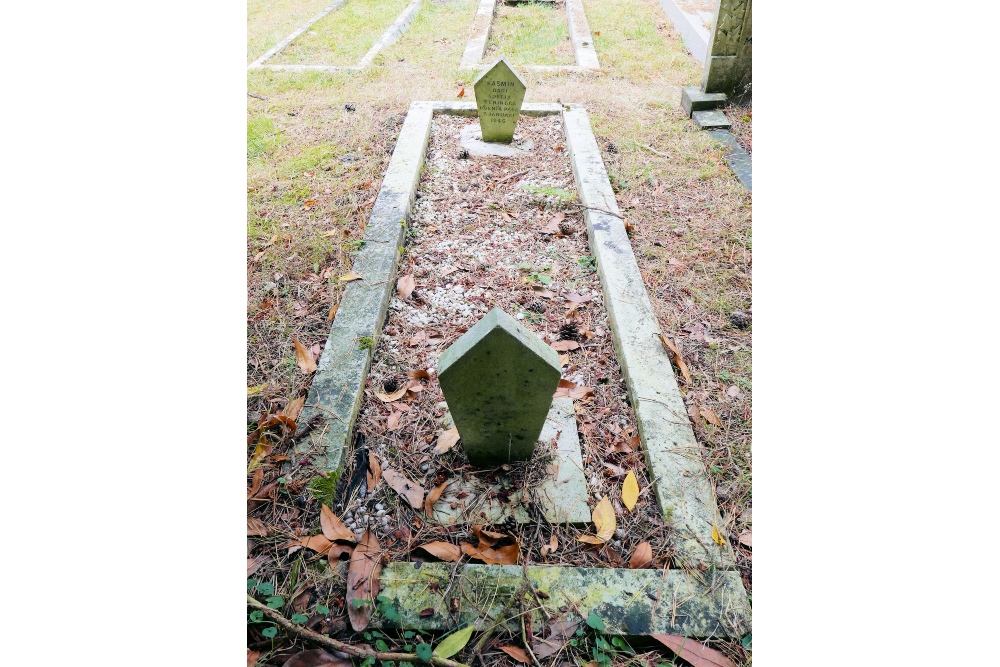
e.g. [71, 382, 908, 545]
[651, 635, 735, 667]
[346, 530, 383, 631]
[383, 468, 425, 509]
[375, 386, 407, 402]
[294, 338, 318, 374]
[320, 504, 355, 542]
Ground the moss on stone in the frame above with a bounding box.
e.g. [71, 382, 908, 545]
[309, 471, 340, 507]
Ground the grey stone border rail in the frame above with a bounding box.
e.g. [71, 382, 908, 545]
[706, 129, 751, 190]
[247, 0, 420, 73]
[656, 0, 710, 63]
[459, 0, 600, 73]
[297, 101, 740, 575]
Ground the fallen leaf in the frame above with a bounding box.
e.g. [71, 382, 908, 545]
[434, 426, 460, 454]
[397, 274, 415, 299]
[281, 649, 352, 667]
[420, 608, 435, 617]
[701, 408, 723, 427]
[564, 293, 591, 304]
[424, 481, 449, 516]
[338, 273, 363, 283]
[551, 340, 581, 352]
[434, 624, 475, 659]
[498, 646, 530, 664]
[622, 471, 639, 511]
[461, 541, 519, 565]
[472, 525, 507, 547]
[383, 468, 425, 509]
[652, 635, 736, 667]
[602, 462, 627, 479]
[630, 541, 653, 569]
[247, 554, 271, 576]
[457, 87, 465, 98]
[594, 30, 601, 35]
[558, 354, 569, 366]
[296, 534, 333, 554]
[346, 530, 383, 632]
[247, 383, 266, 396]
[738, 531, 752, 548]
[327, 303, 339, 321]
[657, 334, 691, 383]
[386, 410, 402, 430]
[248, 649, 262, 667]
[321, 504, 355, 542]
[408, 369, 431, 380]
[327, 543, 354, 563]
[711, 525, 726, 546]
[727, 385, 741, 398]
[416, 541, 462, 562]
[375, 386, 408, 402]
[540, 534, 558, 557]
[366, 453, 382, 490]
[577, 497, 615, 544]
[247, 468, 263, 499]
[294, 338, 318, 374]
[247, 516, 269, 536]
[282, 396, 306, 422]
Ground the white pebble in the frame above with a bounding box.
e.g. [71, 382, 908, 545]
[375, 503, 384, 511]
[381, 516, 390, 525]
[420, 463, 430, 472]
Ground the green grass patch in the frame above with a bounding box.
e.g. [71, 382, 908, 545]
[248, 116, 282, 159]
[248, 0, 339, 63]
[484, 2, 575, 66]
[270, 0, 412, 66]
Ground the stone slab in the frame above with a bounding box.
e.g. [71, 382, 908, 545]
[438, 308, 561, 466]
[566, 0, 600, 69]
[561, 106, 736, 571]
[429, 398, 590, 526]
[706, 130, 751, 190]
[473, 57, 527, 143]
[460, 0, 497, 68]
[460, 124, 534, 157]
[680, 86, 727, 117]
[372, 563, 751, 638]
[294, 103, 434, 480]
[691, 109, 731, 130]
[656, 0, 710, 63]
[247, 0, 348, 69]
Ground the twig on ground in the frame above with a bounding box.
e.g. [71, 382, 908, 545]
[567, 204, 623, 219]
[247, 595, 473, 667]
[640, 144, 668, 157]
[248, 92, 268, 100]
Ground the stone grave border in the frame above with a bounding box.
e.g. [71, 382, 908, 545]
[706, 130, 751, 190]
[656, 0, 711, 64]
[247, 0, 420, 73]
[459, 0, 600, 73]
[295, 101, 748, 636]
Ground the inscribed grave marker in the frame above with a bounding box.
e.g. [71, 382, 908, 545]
[437, 308, 560, 467]
[473, 57, 527, 143]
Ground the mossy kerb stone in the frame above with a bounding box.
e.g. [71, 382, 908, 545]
[438, 308, 560, 467]
[473, 57, 527, 143]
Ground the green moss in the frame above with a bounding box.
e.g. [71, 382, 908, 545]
[309, 471, 340, 507]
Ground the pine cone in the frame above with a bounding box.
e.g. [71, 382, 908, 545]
[607, 141, 618, 154]
[729, 310, 751, 329]
[558, 222, 574, 235]
[528, 300, 546, 314]
[559, 322, 580, 341]
[458, 149, 470, 159]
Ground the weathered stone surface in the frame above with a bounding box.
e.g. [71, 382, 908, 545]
[460, 0, 497, 68]
[657, 0, 710, 62]
[429, 398, 590, 525]
[473, 57, 527, 143]
[702, 0, 751, 101]
[692, 109, 731, 130]
[562, 106, 736, 571]
[680, 86, 727, 117]
[373, 563, 751, 638]
[459, 124, 534, 157]
[438, 308, 561, 467]
[294, 103, 433, 478]
[706, 130, 751, 190]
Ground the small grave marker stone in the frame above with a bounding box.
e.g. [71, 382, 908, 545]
[473, 57, 527, 143]
[437, 308, 560, 467]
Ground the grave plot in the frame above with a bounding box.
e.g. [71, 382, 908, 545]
[248, 0, 421, 72]
[460, 0, 599, 72]
[258, 97, 749, 650]
[248, 0, 342, 64]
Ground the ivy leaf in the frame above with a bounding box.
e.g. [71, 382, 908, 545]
[248, 611, 263, 623]
[416, 644, 433, 662]
[585, 612, 605, 632]
[291, 614, 309, 624]
[376, 639, 390, 652]
[261, 626, 278, 639]
[247, 578, 259, 590]
[433, 625, 475, 659]
[317, 604, 330, 615]
[257, 582, 274, 596]
[380, 603, 402, 622]
[265, 596, 284, 609]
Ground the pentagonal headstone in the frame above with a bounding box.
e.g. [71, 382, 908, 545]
[438, 308, 560, 467]
[473, 57, 527, 144]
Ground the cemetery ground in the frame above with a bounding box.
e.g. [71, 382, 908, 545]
[248, 0, 751, 665]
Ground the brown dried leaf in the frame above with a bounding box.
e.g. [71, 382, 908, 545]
[564, 293, 592, 304]
[327, 303, 339, 321]
[461, 541, 519, 565]
[424, 481, 450, 516]
[397, 274, 415, 299]
[294, 338, 318, 374]
[540, 534, 558, 557]
[383, 468, 425, 509]
[738, 531, 752, 548]
[630, 541, 653, 569]
[472, 525, 507, 547]
[651, 635, 736, 667]
[558, 354, 569, 366]
[366, 453, 382, 490]
[701, 408, 723, 427]
[321, 504, 355, 542]
[338, 273, 363, 283]
[657, 334, 691, 383]
[386, 410, 402, 431]
[298, 534, 334, 554]
[551, 340, 581, 352]
[416, 541, 462, 562]
[248, 649, 262, 667]
[375, 386, 407, 402]
[602, 462, 626, 479]
[498, 646, 531, 664]
[281, 649, 352, 667]
[347, 530, 383, 632]
[247, 516, 269, 536]
[408, 369, 431, 380]
[327, 543, 354, 563]
[434, 426, 460, 454]
[247, 468, 263, 499]
[282, 396, 306, 422]
[247, 554, 271, 576]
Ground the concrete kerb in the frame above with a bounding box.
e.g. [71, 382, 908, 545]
[656, 0, 710, 63]
[458, 0, 600, 72]
[298, 101, 740, 574]
[248, 0, 420, 73]
[706, 130, 751, 190]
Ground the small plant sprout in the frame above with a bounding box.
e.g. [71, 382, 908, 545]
[359, 336, 374, 350]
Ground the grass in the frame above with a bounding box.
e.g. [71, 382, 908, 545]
[248, 0, 339, 63]
[269, 0, 413, 66]
[248, 0, 751, 661]
[484, 1, 575, 66]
